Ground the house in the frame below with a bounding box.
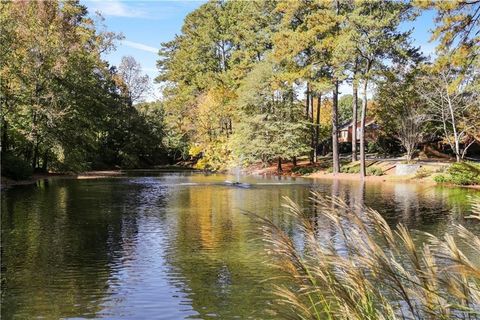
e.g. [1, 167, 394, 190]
[338, 118, 378, 143]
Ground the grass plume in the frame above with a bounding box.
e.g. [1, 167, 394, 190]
[254, 192, 480, 320]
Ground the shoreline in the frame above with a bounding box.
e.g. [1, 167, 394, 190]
[2, 165, 479, 191]
[303, 172, 480, 190]
[0, 171, 125, 189]
[1, 166, 201, 189]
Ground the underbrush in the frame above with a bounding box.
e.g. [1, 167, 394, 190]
[1, 153, 33, 180]
[341, 163, 384, 176]
[414, 167, 432, 179]
[291, 166, 318, 175]
[434, 162, 480, 185]
[253, 194, 480, 320]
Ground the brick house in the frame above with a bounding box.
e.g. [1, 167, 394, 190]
[338, 118, 379, 143]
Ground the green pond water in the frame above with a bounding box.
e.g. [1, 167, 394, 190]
[1, 172, 479, 319]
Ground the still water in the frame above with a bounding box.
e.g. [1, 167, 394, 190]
[2, 172, 479, 319]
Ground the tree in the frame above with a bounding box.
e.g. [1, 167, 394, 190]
[273, 0, 353, 173]
[156, 0, 279, 170]
[232, 61, 309, 173]
[338, 94, 363, 125]
[351, 60, 360, 162]
[376, 68, 427, 162]
[117, 56, 151, 105]
[348, 1, 417, 177]
[0, 1, 167, 176]
[417, 0, 479, 68]
[418, 65, 479, 161]
[0, 1, 120, 172]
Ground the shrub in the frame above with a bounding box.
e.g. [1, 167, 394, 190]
[291, 166, 317, 175]
[341, 163, 360, 174]
[434, 162, 480, 185]
[253, 194, 480, 320]
[414, 167, 432, 179]
[433, 174, 446, 183]
[341, 164, 384, 176]
[1, 153, 33, 180]
[366, 166, 384, 176]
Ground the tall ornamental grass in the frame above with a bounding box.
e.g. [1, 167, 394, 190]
[255, 192, 480, 320]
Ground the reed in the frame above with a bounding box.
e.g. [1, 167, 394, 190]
[254, 192, 480, 320]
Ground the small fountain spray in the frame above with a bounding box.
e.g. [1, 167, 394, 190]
[225, 155, 250, 188]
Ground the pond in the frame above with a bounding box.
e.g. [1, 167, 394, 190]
[2, 172, 479, 319]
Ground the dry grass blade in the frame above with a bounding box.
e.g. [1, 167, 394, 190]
[253, 194, 480, 320]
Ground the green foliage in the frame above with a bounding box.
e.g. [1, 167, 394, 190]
[414, 168, 432, 179]
[156, 1, 280, 170]
[0, 2, 168, 172]
[434, 162, 480, 185]
[341, 163, 384, 176]
[367, 166, 384, 176]
[1, 153, 33, 180]
[291, 166, 317, 175]
[338, 94, 362, 124]
[231, 61, 309, 166]
[366, 136, 403, 157]
[433, 174, 447, 183]
[341, 163, 361, 174]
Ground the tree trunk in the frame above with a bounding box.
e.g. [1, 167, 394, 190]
[332, 81, 340, 174]
[447, 101, 461, 162]
[305, 83, 310, 119]
[309, 92, 315, 163]
[1, 117, 8, 152]
[405, 147, 412, 163]
[314, 94, 321, 163]
[277, 157, 283, 174]
[352, 79, 358, 162]
[32, 141, 39, 170]
[292, 156, 297, 167]
[360, 79, 368, 179]
[42, 151, 48, 172]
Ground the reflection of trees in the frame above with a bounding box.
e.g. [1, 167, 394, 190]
[311, 179, 479, 265]
[2, 175, 478, 319]
[163, 184, 311, 319]
[1, 179, 141, 319]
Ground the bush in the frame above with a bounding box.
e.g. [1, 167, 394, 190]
[433, 174, 446, 183]
[414, 167, 432, 179]
[367, 166, 384, 176]
[291, 166, 317, 175]
[341, 163, 384, 176]
[434, 162, 480, 185]
[1, 153, 33, 180]
[341, 163, 360, 174]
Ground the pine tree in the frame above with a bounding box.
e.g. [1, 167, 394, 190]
[348, 1, 417, 177]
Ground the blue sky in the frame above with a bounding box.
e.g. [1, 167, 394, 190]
[82, 0, 207, 100]
[82, 0, 438, 100]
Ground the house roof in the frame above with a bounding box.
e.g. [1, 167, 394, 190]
[339, 118, 376, 130]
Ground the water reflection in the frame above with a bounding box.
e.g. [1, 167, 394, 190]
[1, 173, 479, 319]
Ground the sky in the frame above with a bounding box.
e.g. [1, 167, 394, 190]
[82, 0, 439, 101]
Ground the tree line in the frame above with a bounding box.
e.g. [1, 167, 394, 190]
[1, 1, 168, 179]
[157, 0, 479, 175]
[1, 0, 478, 179]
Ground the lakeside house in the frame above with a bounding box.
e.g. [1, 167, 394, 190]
[338, 118, 379, 143]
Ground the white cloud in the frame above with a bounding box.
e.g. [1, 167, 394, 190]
[122, 40, 158, 54]
[90, 0, 146, 18]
